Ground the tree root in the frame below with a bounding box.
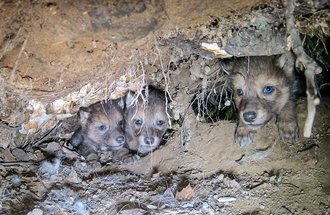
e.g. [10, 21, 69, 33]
[285, 0, 322, 137]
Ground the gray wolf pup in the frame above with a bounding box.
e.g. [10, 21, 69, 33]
[231, 56, 298, 147]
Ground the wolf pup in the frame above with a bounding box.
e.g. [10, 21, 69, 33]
[231, 56, 298, 147]
[70, 100, 138, 163]
[125, 86, 170, 155]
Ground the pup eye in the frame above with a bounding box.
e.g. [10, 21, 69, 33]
[263, 86, 274, 95]
[98, 124, 107, 131]
[135, 119, 143, 126]
[156, 120, 164, 126]
[236, 89, 244, 96]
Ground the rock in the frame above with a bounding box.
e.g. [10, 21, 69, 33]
[1, 148, 16, 162]
[218, 174, 224, 181]
[66, 170, 82, 184]
[73, 198, 89, 214]
[46, 142, 62, 153]
[9, 174, 22, 187]
[39, 158, 61, 175]
[146, 204, 158, 210]
[229, 179, 241, 190]
[217, 197, 237, 203]
[27, 208, 43, 215]
[12, 148, 29, 161]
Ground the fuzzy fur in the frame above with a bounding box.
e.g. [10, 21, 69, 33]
[125, 86, 169, 155]
[231, 56, 298, 147]
[70, 100, 139, 163]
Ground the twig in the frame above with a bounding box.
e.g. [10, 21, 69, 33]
[9, 38, 28, 83]
[0, 28, 22, 60]
[32, 121, 62, 147]
[0, 160, 39, 166]
[0, 122, 21, 130]
[154, 37, 173, 127]
[285, 0, 322, 137]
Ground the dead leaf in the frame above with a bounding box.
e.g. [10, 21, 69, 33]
[66, 169, 82, 184]
[175, 184, 195, 201]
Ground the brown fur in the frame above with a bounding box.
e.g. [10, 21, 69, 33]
[125, 86, 169, 155]
[70, 100, 139, 163]
[231, 56, 298, 147]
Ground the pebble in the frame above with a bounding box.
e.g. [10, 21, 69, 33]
[66, 170, 82, 184]
[230, 179, 241, 189]
[217, 197, 236, 203]
[204, 66, 211, 74]
[39, 159, 61, 175]
[147, 204, 158, 210]
[12, 148, 29, 161]
[202, 202, 210, 209]
[27, 208, 43, 215]
[9, 174, 22, 187]
[182, 202, 194, 208]
[270, 176, 276, 183]
[218, 174, 224, 181]
[46, 142, 61, 153]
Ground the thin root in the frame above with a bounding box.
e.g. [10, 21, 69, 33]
[285, 0, 322, 137]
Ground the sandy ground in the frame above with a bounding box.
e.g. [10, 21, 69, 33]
[1, 98, 329, 215]
[0, 0, 329, 215]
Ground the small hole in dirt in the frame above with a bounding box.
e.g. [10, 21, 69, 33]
[168, 61, 177, 71]
[177, 176, 190, 192]
[303, 36, 330, 97]
[45, 2, 57, 7]
[263, 169, 281, 178]
[209, 17, 219, 28]
[191, 88, 237, 123]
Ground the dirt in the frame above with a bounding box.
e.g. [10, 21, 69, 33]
[0, 0, 329, 215]
[1, 99, 329, 215]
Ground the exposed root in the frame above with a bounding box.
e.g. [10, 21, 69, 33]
[285, 0, 322, 137]
[0, 28, 23, 61]
[154, 37, 173, 127]
[191, 59, 234, 123]
[32, 121, 62, 148]
[124, 50, 148, 110]
[9, 38, 28, 83]
[126, 61, 147, 121]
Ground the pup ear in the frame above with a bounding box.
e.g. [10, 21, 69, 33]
[125, 91, 135, 107]
[78, 107, 91, 126]
[116, 97, 125, 110]
[275, 51, 295, 79]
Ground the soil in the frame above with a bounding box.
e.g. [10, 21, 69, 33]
[0, 0, 329, 215]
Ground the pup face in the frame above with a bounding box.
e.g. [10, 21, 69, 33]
[79, 100, 125, 152]
[231, 57, 291, 129]
[126, 88, 169, 154]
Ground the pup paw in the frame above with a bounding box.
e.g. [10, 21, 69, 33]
[121, 154, 140, 164]
[113, 148, 140, 164]
[235, 126, 256, 147]
[278, 119, 298, 144]
[86, 152, 99, 162]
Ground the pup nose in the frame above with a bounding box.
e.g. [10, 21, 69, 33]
[243, 111, 257, 123]
[144, 137, 155, 145]
[116, 136, 125, 144]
